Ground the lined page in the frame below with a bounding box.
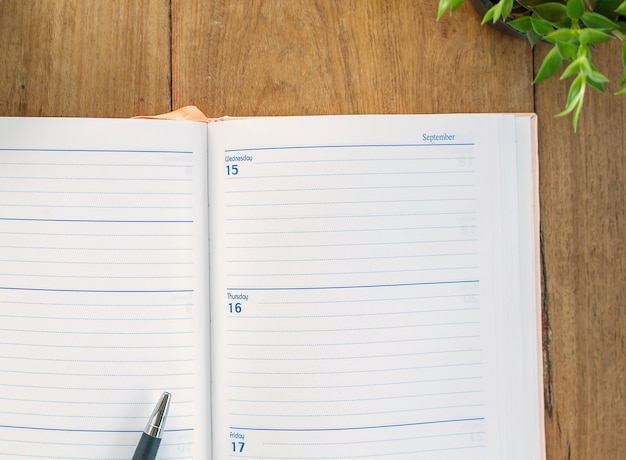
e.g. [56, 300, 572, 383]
[208, 115, 514, 459]
[0, 118, 210, 459]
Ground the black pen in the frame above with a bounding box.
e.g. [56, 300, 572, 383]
[132, 392, 171, 460]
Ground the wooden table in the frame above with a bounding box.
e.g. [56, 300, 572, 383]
[1, 1, 624, 458]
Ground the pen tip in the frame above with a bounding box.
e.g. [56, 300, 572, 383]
[144, 392, 171, 438]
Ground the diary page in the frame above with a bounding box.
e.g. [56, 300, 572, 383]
[0, 118, 210, 459]
[207, 115, 535, 459]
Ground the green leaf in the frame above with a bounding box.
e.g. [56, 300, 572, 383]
[555, 95, 584, 131]
[585, 61, 609, 92]
[566, 0, 585, 19]
[616, 87, 626, 95]
[580, 11, 619, 30]
[586, 77, 606, 93]
[437, 0, 466, 20]
[544, 28, 578, 43]
[451, 0, 465, 13]
[579, 28, 613, 45]
[534, 46, 564, 83]
[526, 29, 544, 46]
[482, 2, 502, 24]
[587, 69, 610, 84]
[556, 40, 578, 59]
[518, 0, 562, 7]
[571, 97, 584, 131]
[531, 16, 555, 35]
[532, 3, 570, 26]
[622, 41, 626, 68]
[594, 0, 623, 19]
[560, 57, 585, 78]
[481, 5, 496, 24]
[616, 1, 626, 15]
[509, 16, 534, 33]
[565, 73, 586, 107]
[556, 73, 586, 131]
[501, 0, 515, 19]
[620, 69, 626, 85]
[577, 43, 591, 60]
[509, 17, 547, 44]
[437, 1, 448, 20]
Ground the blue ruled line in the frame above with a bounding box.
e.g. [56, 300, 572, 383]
[227, 279, 478, 292]
[230, 417, 484, 432]
[0, 424, 193, 434]
[0, 217, 192, 223]
[0, 148, 192, 154]
[0, 286, 193, 294]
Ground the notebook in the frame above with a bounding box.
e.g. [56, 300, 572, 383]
[0, 113, 543, 459]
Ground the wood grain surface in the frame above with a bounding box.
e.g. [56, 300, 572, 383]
[535, 38, 626, 459]
[172, 1, 533, 116]
[0, 1, 624, 458]
[0, 0, 171, 117]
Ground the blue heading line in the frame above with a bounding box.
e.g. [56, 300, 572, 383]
[0, 148, 192, 154]
[225, 143, 474, 153]
[0, 218, 193, 223]
[0, 286, 193, 294]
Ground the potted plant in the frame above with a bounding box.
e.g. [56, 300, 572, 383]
[438, 0, 626, 130]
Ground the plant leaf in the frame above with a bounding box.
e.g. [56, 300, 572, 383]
[566, 0, 585, 19]
[509, 16, 534, 33]
[556, 40, 578, 59]
[534, 46, 564, 83]
[544, 28, 578, 43]
[531, 16, 555, 35]
[564, 72, 586, 107]
[580, 11, 619, 30]
[579, 28, 613, 45]
[616, 86, 626, 95]
[531, 3, 570, 26]
[586, 77, 606, 93]
[560, 56, 585, 78]
[481, 2, 502, 24]
[556, 73, 586, 131]
[577, 43, 591, 60]
[555, 95, 584, 131]
[526, 29, 544, 46]
[571, 96, 584, 131]
[518, 0, 563, 7]
[593, 0, 623, 19]
[616, 1, 626, 15]
[587, 69, 610, 84]
[437, 0, 466, 20]
[437, 0, 449, 21]
[501, 0, 515, 19]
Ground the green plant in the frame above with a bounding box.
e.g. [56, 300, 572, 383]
[438, 0, 626, 130]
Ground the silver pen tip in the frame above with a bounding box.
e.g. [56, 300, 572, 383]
[144, 392, 171, 438]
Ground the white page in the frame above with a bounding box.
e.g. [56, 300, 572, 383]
[207, 114, 538, 459]
[513, 115, 543, 460]
[0, 118, 210, 459]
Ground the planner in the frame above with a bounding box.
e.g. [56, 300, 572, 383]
[0, 113, 543, 459]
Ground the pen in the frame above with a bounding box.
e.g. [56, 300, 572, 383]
[131, 392, 171, 460]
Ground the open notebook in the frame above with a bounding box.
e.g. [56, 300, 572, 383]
[0, 114, 543, 459]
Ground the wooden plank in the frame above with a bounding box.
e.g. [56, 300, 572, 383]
[535, 39, 626, 459]
[0, 0, 171, 117]
[172, 0, 533, 116]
